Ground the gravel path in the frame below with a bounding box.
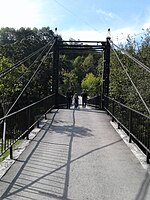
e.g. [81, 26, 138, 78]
[0, 107, 150, 200]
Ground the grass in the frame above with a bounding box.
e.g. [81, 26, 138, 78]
[0, 139, 22, 162]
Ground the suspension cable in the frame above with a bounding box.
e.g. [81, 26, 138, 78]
[110, 41, 150, 74]
[5, 39, 55, 116]
[4, 40, 54, 114]
[0, 41, 53, 79]
[110, 42, 150, 115]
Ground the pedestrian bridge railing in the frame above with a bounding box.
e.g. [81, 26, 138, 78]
[0, 93, 67, 159]
[87, 94, 150, 163]
[87, 95, 102, 109]
[104, 95, 150, 164]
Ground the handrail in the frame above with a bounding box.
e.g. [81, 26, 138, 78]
[104, 95, 150, 164]
[104, 95, 150, 119]
[0, 93, 67, 159]
[0, 94, 56, 158]
[87, 95, 102, 109]
[0, 94, 55, 122]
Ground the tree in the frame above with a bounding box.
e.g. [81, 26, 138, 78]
[109, 29, 150, 114]
[82, 54, 94, 74]
[0, 27, 58, 98]
[0, 56, 25, 115]
[81, 73, 101, 97]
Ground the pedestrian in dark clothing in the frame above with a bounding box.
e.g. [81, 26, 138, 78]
[74, 93, 79, 108]
[81, 89, 87, 107]
[66, 88, 73, 109]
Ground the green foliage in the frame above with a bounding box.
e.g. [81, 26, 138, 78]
[81, 73, 102, 97]
[0, 27, 55, 63]
[0, 26, 149, 115]
[59, 52, 103, 95]
[59, 71, 78, 94]
[0, 56, 24, 114]
[0, 27, 56, 115]
[109, 50, 129, 103]
[109, 29, 150, 114]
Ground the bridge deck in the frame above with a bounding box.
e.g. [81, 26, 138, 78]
[0, 107, 150, 200]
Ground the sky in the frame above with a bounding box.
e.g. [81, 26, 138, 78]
[0, 0, 150, 43]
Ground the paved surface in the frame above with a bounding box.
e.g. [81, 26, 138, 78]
[0, 107, 150, 200]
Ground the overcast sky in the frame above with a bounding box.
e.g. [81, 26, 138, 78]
[0, 0, 150, 42]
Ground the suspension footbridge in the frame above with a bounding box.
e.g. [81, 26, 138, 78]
[0, 36, 150, 199]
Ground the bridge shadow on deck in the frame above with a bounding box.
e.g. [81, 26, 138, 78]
[0, 108, 150, 200]
[135, 170, 150, 200]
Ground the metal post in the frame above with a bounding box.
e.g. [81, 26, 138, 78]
[147, 121, 150, 164]
[37, 120, 39, 128]
[52, 37, 59, 108]
[112, 101, 115, 122]
[2, 120, 7, 148]
[45, 114, 47, 120]
[26, 108, 30, 140]
[10, 146, 13, 159]
[102, 37, 111, 109]
[129, 110, 132, 143]
[146, 152, 150, 164]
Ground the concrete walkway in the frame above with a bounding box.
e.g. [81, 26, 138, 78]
[0, 107, 150, 200]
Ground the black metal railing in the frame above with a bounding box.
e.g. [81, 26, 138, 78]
[87, 95, 102, 109]
[104, 96, 150, 163]
[0, 94, 56, 158]
[57, 93, 67, 108]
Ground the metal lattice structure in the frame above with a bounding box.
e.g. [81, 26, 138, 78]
[52, 37, 111, 108]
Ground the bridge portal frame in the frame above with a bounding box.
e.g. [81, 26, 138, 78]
[52, 36, 111, 109]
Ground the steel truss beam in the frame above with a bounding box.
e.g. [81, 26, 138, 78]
[52, 37, 111, 109]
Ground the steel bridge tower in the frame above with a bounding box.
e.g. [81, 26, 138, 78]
[52, 37, 111, 109]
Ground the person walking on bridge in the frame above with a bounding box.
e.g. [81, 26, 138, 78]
[81, 89, 87, 108]
[73, 93, 79, 108]
[66, 88, 73, 109]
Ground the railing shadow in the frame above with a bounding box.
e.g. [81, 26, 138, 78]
[135, 169, 150, 200]
[0, 109, 123, 200]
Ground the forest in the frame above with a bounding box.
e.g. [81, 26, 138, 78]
[0, 27, 150, 117]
